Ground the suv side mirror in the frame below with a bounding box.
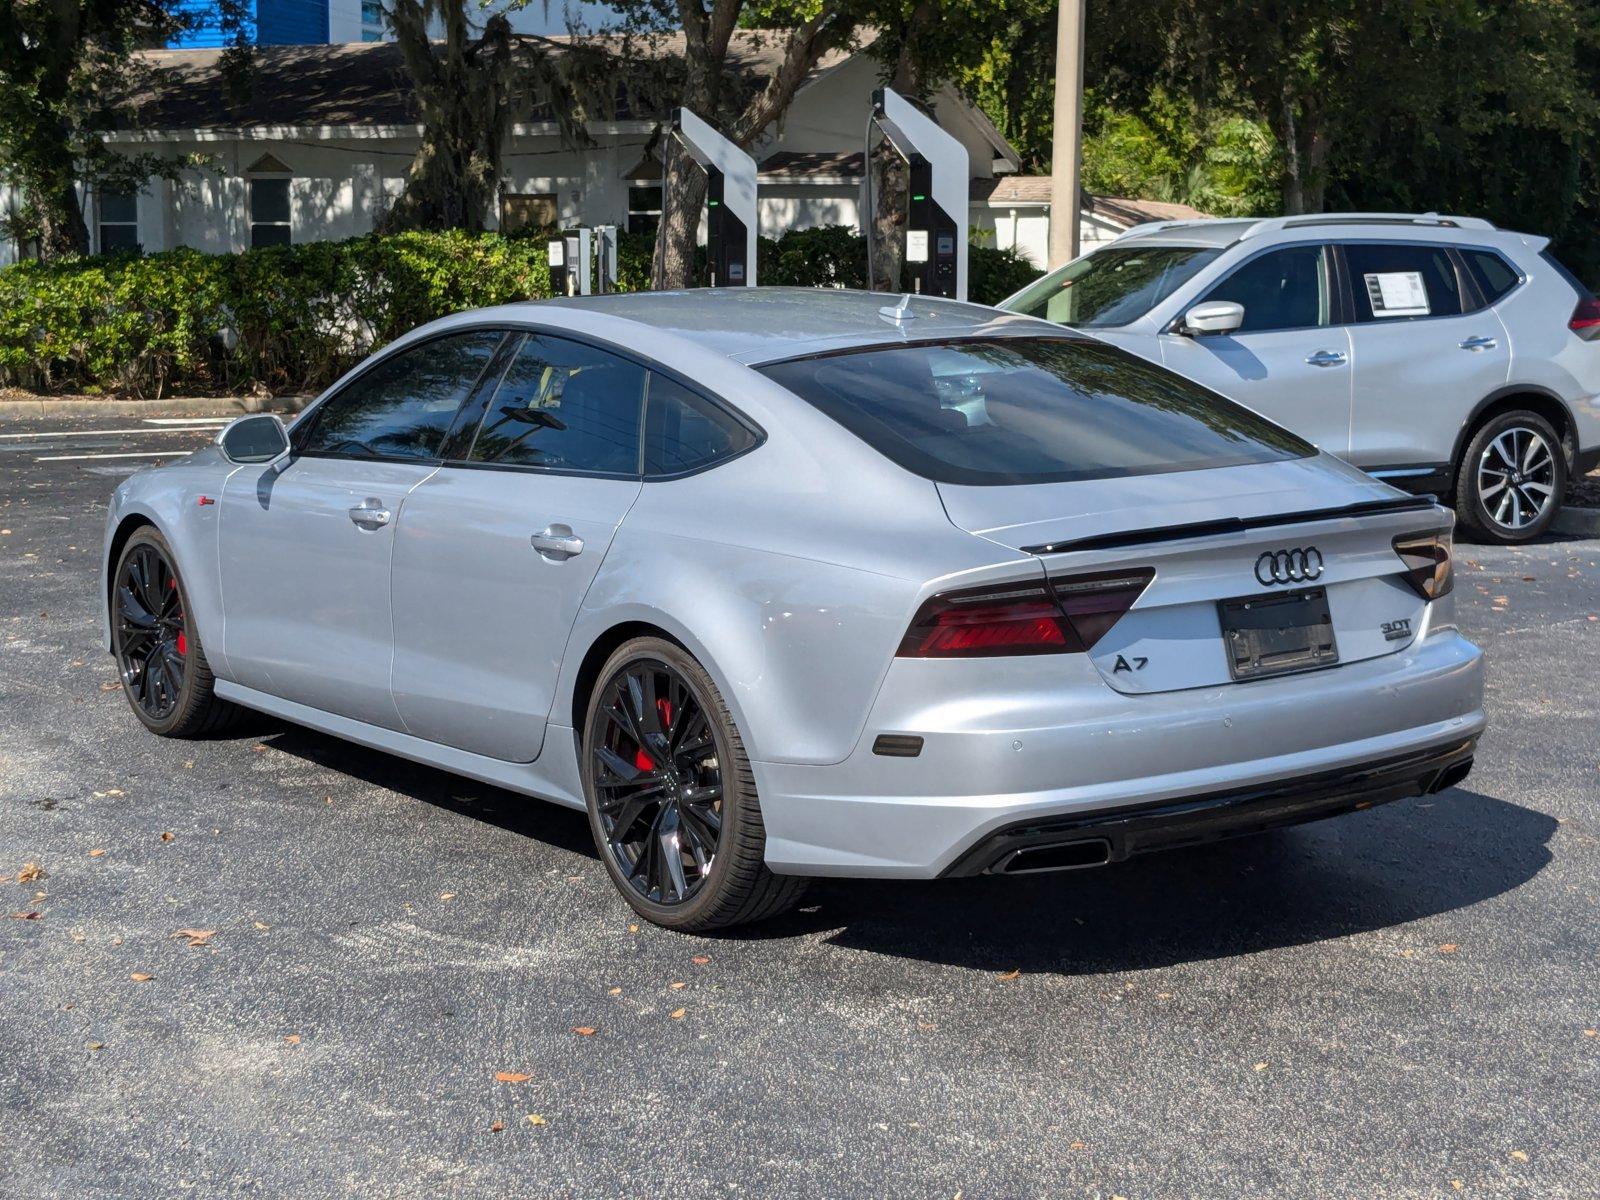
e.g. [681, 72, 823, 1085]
[219, 413, 290, 463]
[1181, 301, 1245, 336]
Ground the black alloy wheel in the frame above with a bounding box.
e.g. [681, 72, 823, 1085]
[110, 528, 238, 737]
[581, 637, 807, 931]
[116, 541, 189, 721]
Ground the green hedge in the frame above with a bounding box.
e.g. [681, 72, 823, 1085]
[0, 227, 1042, 397]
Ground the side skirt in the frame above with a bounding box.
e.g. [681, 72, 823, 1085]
[213, 680, 586, 811]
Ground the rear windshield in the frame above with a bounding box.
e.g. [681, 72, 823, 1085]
[1004, 245, 1222, 328]
[758, 337, 1313, 486]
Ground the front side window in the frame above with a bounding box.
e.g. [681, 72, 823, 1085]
[759, 337, 1312, 487]
[1201, 245, 1330, 332]
[249, 178, 291, 248]
[644, 374, 755, 477]
[1345, 243, 1463, 321]
[1005, 245, 1222, 328]
[98, 190, 138, 253]
[300, 331, 505, 461]
[468, 335, 645, 474]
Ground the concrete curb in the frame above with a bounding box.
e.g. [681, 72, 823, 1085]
[1554, 504, 1600, 538]
[0, 395, 307, 421]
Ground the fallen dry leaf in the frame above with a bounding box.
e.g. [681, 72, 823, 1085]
[253, 921, 269, 931]
[159, 832, 174, 842]
[1584, 1028, 1597, 1037]
[99, 681, 121, 692]
[1069, 1141, 1087, 1151]
[283, 1034, 301, 1045]
[92, 789, 124, 798]
[1451, 1181, 1463, 1191]
[439, 892, 456, 901]
[88, 1042, 104, 1051]
[627, 923, 639, 934]
[16, 862, 45, 884]
[495, 1071, 531, 1083]
[917, 1020, 937, 1031]
[171, 928, 216, 947]
[1253, 1061, 1269, 1072]
[691, 955, 710, 966]
[525, 1114, 547, 1127]
[129, 972, 153, 983]
[8, 911, 40, 920]
[490, 1120, 504, 1133]
[670, 981, 686, 990]
[1510, 1150, 1529, 1163]
[571, 1026, 597, 1037]
[1438, 943, 1459, 954]
[996, 968, 1021, 981]
[87, 848, 106, 858]
[251, 743, 268, 754]
[608, 987, 622, 996]
[670, 1008, 686, 1020]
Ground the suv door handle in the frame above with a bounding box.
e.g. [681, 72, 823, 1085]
[531, 524, 584, 560]
[1459, 335, 1498, 351]
[1304, 349, 1348, 367]
[347, 499, 391, 529]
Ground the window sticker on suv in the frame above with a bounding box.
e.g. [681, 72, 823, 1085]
[1363, 271, 1431, 318]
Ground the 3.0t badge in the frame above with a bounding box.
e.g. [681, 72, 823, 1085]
[1255, 546, 1323, 586]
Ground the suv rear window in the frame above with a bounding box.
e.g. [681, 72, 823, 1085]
[1004, 245, 1221, 328]
[758, 338, 1313, 486]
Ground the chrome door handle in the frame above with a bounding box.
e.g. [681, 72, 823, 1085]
[1304, 349, 1347, 367]
[347, 499, 391, 529]
[531, 524, 584, 560]
[1459, 335, 1498, 351]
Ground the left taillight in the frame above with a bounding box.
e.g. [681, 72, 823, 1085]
[1393, 531, 1454, 600]
[898, 570, 1153, 658]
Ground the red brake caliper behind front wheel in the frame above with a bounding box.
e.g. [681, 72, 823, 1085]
[632, 698, 673, 771]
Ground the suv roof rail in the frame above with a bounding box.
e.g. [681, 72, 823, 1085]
[1235, 212, 1498, 240]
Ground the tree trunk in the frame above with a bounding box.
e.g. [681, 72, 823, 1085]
[868, 137, 906, 292]
[36, 179, 89, 259]
[652, 138, 708, 289]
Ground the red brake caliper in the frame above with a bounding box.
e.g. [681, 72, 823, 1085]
[632, 699, 673, 771]
[169, 578, 188, 656]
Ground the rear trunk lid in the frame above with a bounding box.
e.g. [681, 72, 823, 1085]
[938, 458, 1446, 694]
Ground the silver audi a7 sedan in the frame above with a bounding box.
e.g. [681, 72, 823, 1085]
[102, 288, 1485, 929]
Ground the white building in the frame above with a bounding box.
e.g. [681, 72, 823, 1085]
[0, 35, 1199, 268]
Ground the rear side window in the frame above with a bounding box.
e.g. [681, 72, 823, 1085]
[758, 338, 1313, 487]
[643, 374, 755, 477]
[468, 334, 645, 475]
[1463, 250, 1520, 303]
[1201, 245, 1330, 332]
[300, 331, 504, 461]
[1345, 243, 1463, 321]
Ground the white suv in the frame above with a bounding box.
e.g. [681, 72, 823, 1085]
[1000, 213, 1600, 542]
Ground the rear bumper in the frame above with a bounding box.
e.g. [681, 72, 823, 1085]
[754, 627, 1484, 878]
[940, 737, 1475, 876]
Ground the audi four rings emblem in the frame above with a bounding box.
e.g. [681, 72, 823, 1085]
[1255, 546, 1324, 586]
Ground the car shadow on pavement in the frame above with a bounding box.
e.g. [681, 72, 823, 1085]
[777, 789, 1556, 975]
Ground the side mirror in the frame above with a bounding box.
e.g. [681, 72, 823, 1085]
[218, 413, 290, 464]
[1181, 301, 1245, 336]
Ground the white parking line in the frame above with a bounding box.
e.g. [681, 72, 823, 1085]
[36, 450, 194, 462]
[0, 426, 220, 439]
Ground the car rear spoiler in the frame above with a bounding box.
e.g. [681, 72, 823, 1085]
[1022, 495, 1443, 556]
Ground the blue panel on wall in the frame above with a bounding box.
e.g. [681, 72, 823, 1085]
[168, 0, 330, 48]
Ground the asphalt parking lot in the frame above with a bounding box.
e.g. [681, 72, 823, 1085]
[2, 417, 1597, 1199]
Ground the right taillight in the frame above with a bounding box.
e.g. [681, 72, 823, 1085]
[1393, 532, 1454, 600]
[899, 570, 1152, 658]
[1570, 295, 1600, 340]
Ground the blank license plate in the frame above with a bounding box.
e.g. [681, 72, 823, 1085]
[1218, 587, 1339, 681]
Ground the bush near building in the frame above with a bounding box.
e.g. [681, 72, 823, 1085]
[0, 227, 1041, 398]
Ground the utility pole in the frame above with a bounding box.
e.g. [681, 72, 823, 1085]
[1048, 0, 1086, 268]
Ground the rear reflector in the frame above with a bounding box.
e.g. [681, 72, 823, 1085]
[899, 570, 1152, 657]
[1393, 531, 1454, 600]
[1570, 296, 1600, 340]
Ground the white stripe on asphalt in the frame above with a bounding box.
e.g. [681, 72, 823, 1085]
[143, 417, 231, 426]
[36, 450, 194, 462]
[0, 426, 220, 439]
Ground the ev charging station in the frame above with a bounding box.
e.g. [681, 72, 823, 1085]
[669, 107, 758, 287]
[867, 88, 968, 301]
[548, 225, 620, 296]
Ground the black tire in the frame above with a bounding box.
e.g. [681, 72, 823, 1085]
[580, 636, 807, 932]
[1453, 410, 1566, 544]
[111, 527, 240, 738]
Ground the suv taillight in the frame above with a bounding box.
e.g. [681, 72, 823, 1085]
[1393, 532, 1454, 600]
[1570, 296, 1600, 340]
[899, 570, 1153, 658]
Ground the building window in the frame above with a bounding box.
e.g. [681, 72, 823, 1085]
[249, 177, 291, 247]
[502, 192, 558, 234]
[98, 190, 139, 253]
[627, 185, 662, 237]
[360, 0, 384, 39]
